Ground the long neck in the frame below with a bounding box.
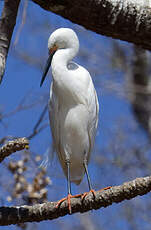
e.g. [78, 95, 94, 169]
[52, 47, 77, 72]
[51, 37, 79, 80]
[51, 46, 78, 102]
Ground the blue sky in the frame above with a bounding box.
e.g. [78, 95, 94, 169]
[0, 0, 151, 229]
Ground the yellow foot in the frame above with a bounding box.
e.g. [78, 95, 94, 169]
[56, 193, 82, 214]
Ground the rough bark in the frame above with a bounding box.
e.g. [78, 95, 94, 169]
[0, 0, 20, 83]
[0, 175, 150, 225]
[0, 138, 29, 162]
[32, 0, 151, 51]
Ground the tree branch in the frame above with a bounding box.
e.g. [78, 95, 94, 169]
[0, 0, 20, 83]
[0, 138, 29, 163]
[27, 104, 48, 140]
[0, 175, 151, 225]
[32, 0, 151, 50]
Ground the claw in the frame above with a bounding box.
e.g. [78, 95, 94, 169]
[98, 186, 111, 192]
[56, 187, 112, 213]
[56, 193, 82, 214]
[82, 187, 111, 201]
[81, 189, 96, 200]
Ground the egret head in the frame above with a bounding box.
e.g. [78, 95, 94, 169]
[40, 28, 79, 87]
[48, 28, 79, 50]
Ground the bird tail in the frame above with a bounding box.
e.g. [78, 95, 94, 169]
[72, 179, 82, 185]
[39, 147, 54, 169]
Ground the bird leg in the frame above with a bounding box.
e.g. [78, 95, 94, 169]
[56, 160, 81, 214]
[56, 193, 82, 214]
[81, 160, 96, 200]
[82, 159, 111, 200]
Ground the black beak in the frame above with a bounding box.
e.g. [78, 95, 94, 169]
[40, 51, 56, 87]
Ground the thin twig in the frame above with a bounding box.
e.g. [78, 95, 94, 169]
[28, 104, 48, 140]
[14, 0, 28, 46]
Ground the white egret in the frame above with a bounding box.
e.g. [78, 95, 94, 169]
[40, 28, 99, 213]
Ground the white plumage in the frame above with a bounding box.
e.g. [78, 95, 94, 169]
[41, 27, 99, 189]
